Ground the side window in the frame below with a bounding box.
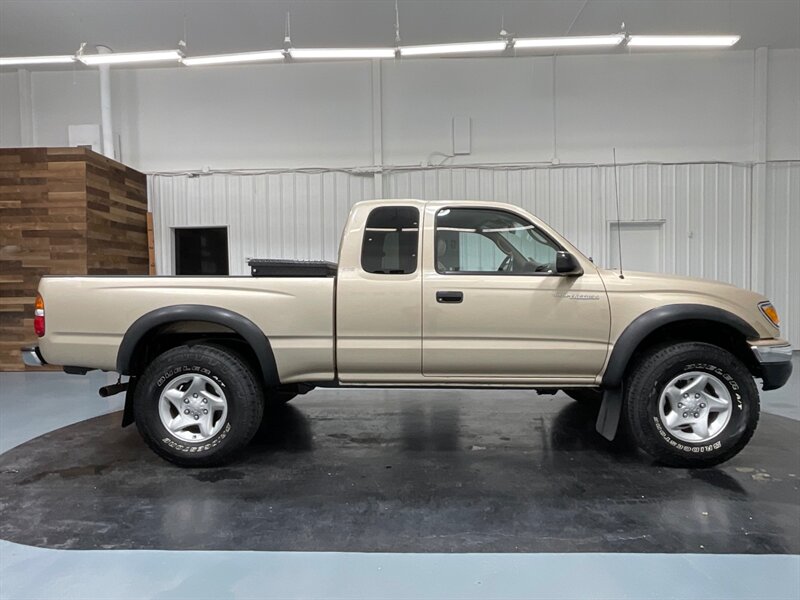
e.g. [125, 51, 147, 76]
[436, 208, 560, 274]
[438, 229, 505, 272]
[361, 206, 420, 274]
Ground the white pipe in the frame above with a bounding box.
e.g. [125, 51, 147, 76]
[97, 45, 115, 159]
[17, 69, 33, 146]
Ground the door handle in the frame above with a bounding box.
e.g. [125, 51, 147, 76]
[436, 291, 463, 303]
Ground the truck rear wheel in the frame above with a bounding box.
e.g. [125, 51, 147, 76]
[133, 344, 264, 467]
[623, 342, 759, 468]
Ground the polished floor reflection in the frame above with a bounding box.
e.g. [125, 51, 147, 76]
[1, 388, 797, 554]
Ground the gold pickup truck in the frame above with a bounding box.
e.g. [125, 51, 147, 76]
[22, 199, 792, 468]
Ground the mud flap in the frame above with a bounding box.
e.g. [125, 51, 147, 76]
[596, 386, 623, 441]
[121, 377, 138, 427]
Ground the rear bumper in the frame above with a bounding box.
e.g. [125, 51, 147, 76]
[751, 343, 793, 391]
[20, 346, 47, 367]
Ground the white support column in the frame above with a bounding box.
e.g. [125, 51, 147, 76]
[753, 47, 769, 165]
[750, 47, 768, 293]
[97, 46, 116, 160]
[17, 69, 33, 146]
[371, 59, 383, 199]
[551, 55, 559, 164]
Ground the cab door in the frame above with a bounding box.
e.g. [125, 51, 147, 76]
[336, 202, 424, 383]
[421, 204, 610, 382]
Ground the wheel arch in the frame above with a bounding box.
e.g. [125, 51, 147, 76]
[117, 305, 280, 387]
[595, 304, 759, 441]
[602, 304, 759, 388]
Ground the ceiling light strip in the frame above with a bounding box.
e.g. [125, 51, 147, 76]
[2, 33, 744, 69]
[514, 34, 625, 49]
[0, 55, 75, 66]
[182, 50, 285, 66]
[79, 50, 183, 65]
[290, 47, 396, 59]
[626, 35, 740, 47]
[399, 40, 507, 57]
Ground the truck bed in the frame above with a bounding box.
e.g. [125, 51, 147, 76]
[248, 259, 337, 278]
[37, 275, 336, 383]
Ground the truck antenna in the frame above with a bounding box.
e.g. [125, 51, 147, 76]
[612, 147, 625, 279]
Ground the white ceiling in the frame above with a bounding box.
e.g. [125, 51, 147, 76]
[1, 0, 798, 58]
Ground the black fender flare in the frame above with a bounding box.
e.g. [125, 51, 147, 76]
[116, 304, 280, 386]
[596, 303, 758, 440]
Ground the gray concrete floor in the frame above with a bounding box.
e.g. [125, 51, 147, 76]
[0, 357, 798, 599]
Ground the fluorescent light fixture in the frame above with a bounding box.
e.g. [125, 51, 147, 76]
[79, 49, 182, 65]
[0, 55, 75, 66]
[513, 34, 625, 49]
[289, 47, 396, 59]
[400, 40, 507, 57]
[182, 50, 284, 66]
[627, 35, 740, 47]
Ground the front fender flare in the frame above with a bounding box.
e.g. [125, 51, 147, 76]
[596, 303, 759, 440]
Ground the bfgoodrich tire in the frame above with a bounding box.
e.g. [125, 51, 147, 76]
[133, 344, 264, 467]
[623, 342, 759, 468]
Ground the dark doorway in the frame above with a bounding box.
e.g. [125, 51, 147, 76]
[174, 227, 229, 275]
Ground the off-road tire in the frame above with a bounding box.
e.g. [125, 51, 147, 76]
[624, 342, 759, 468]
[133, 344, 264, 467]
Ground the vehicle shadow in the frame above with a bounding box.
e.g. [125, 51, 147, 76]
[548, 397, 748, 495]
[548, 399, 638, 457]
[250, 403, 314, 453]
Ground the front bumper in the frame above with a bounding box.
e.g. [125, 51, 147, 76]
[20, 346, 46, 367]
[751, 342, 793, 391]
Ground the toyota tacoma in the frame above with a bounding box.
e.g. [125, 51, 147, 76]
[22, 200, 793, 467]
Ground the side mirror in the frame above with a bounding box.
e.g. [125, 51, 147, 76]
[556, 251, 583, 276]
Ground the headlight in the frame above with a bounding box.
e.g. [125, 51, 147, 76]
[758, 301, 780, 328]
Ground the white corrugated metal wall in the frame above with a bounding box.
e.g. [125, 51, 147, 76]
[149, 161, 798, 344]
[149, 171, 375, 272]
[386, 163, 754, 288]
[763, 162, 800, 347]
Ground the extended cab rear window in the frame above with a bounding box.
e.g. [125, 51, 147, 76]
[361, 206, 419, 275]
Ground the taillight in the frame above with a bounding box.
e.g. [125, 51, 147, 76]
[34, 293, 45, 337]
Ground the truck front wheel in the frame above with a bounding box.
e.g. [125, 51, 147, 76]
[133, 344, 264, 467]
[623, 342, 759, 468]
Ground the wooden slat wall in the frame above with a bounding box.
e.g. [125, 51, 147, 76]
[84, 151, 149, 275]
[0, 147, 148, 371]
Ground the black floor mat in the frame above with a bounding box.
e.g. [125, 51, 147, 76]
[1, 393, 797, 553]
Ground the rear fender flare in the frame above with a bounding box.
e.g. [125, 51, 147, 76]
[116, 304, 280, 386]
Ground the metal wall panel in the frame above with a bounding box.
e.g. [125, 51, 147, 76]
[149, 172, 375, 275]
[763, 162, 800, 346]
[386, 163, 753, 288]
[149, 161, 796, 343]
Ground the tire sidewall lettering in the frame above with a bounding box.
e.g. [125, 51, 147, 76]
[156, 365, 226, 390]
[161, 422, 232, 453]
[652, 416, 723, 453]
